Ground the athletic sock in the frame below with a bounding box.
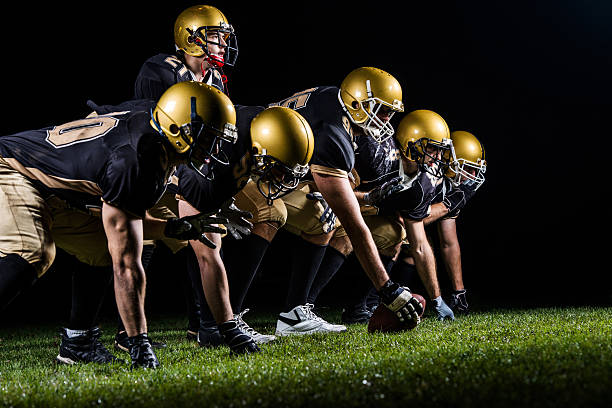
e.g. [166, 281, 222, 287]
[306, 246, 346, 304]
[390, 260, 419, 288]
[0, 254, 39, 312]
[285, 238, 328, 311]
[222, 234, 270, 313]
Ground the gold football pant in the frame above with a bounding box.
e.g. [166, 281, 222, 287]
[282, 181, 341, 236]
[233, 179, 288, 227]
[0, 159, 55, 276]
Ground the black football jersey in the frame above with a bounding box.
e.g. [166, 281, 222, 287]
[134, 53, 226, 100]
[0, 111, 171, 218]
[354, 133, 401, 191]
[175, 105, 264, 212]
[377, 166, 439, 221]
[270, 86, 355, 177]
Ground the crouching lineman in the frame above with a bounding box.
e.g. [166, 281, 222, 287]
[173, 105, 314, 346]
[260, 67, 422, 335]
[307, 110, 457, 322]
[392, 130, 487, 315]
[0, 81, 249, 368]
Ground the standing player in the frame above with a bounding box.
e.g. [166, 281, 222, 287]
[135, 4, 237, 98]
[112, 4, 238, 346]
[0, 82, 245, 368]
[175, 105, 315, 346]
[260, 67, 423, 335]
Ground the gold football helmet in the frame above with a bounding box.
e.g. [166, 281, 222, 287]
[446, 130, 486, 189]
[174, 5, 238, 67]
[395, 109, 454, 178]
[150, 81, 237, 177]
[338, 67, 404, 142]
[250, 106, 315, 204]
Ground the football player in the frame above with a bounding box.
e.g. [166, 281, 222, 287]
[392, 130, 486, 315]
[134, 5, 237, 99]
[126, 4, 237, 344]
[263, 67, 423, 335]
[175, 105, 314, 346]
[308, 110, 458, 323]
[0, 81, 245, 368]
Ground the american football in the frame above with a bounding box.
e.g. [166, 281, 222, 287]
[367, 294, 426, 333]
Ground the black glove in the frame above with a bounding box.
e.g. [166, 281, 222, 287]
[164, 213, 228, 249]
[218, 319, 261, 356]
[306, 192, 336, 233]
[218, 198, 253, 240]
[448, 289, 469, 315]
[129, 333, 160, 369]
[363, 176, 404, 205]
[378, 280, 423, 325]
[442, 183, 478, 217]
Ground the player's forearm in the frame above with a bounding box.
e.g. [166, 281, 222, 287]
[343, 220, 389, 290]
[412, 241, 441, 298]
[440, 244, 464, 290]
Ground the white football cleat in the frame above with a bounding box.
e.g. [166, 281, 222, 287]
[275, 304, 347, 336]
[234, 309, 277, 344]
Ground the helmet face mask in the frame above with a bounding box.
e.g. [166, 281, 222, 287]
[408, 137, 455, 179]
[359, 92, 402, 142]
[253, 154, 309, 204]
[445, 130, 487, 190]
[187, 24, 238, 67]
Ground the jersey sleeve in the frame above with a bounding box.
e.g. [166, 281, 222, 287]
[309, 122, 355, 178]
[175, 164, 238, 213]
[99, 145, 166, 218]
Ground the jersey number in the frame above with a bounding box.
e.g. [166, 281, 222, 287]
[46, 116, 119, 148]
[272, 88, 317, 110]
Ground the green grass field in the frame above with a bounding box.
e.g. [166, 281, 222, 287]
[1, 307, 611, 408]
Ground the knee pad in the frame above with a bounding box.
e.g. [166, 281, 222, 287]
[363, 215, 406, 251]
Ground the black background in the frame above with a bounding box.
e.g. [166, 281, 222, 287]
[2, 1, 610, 325]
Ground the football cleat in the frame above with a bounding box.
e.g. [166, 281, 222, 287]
[275, 304, 347, 336]
[129, 333, 160, 369]
[114, 330, 167, 352]
[341, 305, 373, 324]
[196, 323, 225, 348]
[56, 327, 124, 365]
[219, 319, 261, 356]
[187, 329, 198, 341]
[235, 309, 277, 344]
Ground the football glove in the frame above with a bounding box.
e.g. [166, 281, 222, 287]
[442, 182, 478, 217]
[218, 319, 261, 356]
[362, 176, 404, 205]
[218, 198, 253, 240]
[306, 192, 337, 233]
[129, 333, 160, 369]
[448, 289, 469, 315]
[378, 280, 423, 325]
[164, 213, 228, 249]
[432, 296, 455, 321]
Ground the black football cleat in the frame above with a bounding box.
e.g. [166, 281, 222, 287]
[196, 323, 224, 348]
[56, 327, 124, 365]
[129, 333, 160, 369]
[219, 319, 261, 356]
[114, 330, 167, 352]
[341, 305, 373, 324]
